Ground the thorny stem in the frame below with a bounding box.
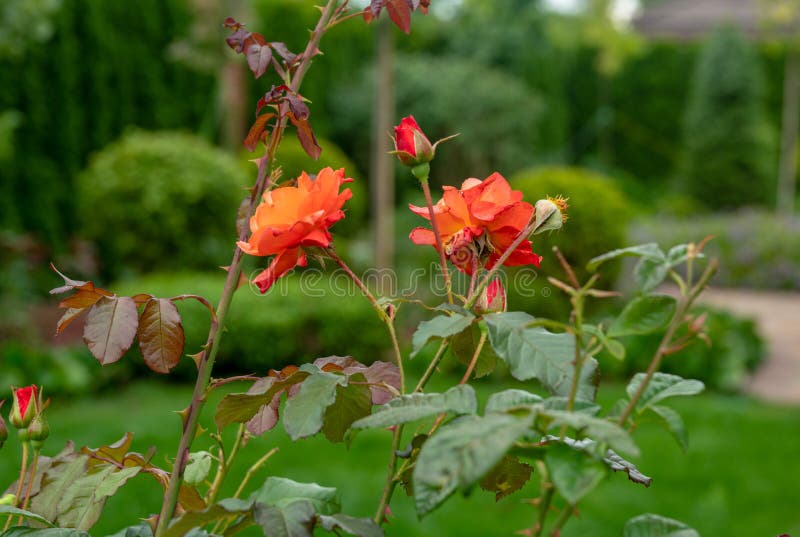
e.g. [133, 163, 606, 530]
[5, 442, 28, 531]
[154, 2, 339, 534]
[373, 427, 402, 524]
[420, 179, 453, 303]
[532, 466, 554, 537]
[547, 503, 577, 537]
[459, 331, 487, 384]
[413, 339, 449, 393]
[20, 449, 39, 516]
[617, 258, 718, 426]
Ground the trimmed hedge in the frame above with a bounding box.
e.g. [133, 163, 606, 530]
[77, 130, 249, 280]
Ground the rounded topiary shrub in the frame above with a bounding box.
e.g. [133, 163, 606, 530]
[241, 136, 367, 238]
[507, 166, 632, 317]
[78, 130, 249, 279]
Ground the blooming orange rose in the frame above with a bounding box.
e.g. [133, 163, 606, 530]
[238, 167, 353, 293]
[409, 172, 541, 273]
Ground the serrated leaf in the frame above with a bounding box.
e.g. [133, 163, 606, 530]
[82, 296, 138, 365]
[245, 113, 275, 152]
[318, 514, 383, 537]
[103, 523, 153, 537]
[322, 376, 372, 443]
[215, 371, 309, 431]
[288, 114, 321, 160]
[604, 450, 652, 487]
[626, 373, 705, 413]
[251, 477, 340, 515]
[450, 325, 497, 378]
[138, 298, 184, 374]
[540, 397, 601, 415]
[634, 256, 671, 293]
[386, 0, 412, 33]
[484, 312, 598, 401]
[184, 451, 212, 486]
[623, 514, 700, 537]
[0, 506, 54, 527]
[283, 371, 346, 440]
[246, 41, 272, 78]
[252, 501, 315, 537]
[411, 312, 475, 358]
[546, 443, 607, 504]
[351, 385, 477, 430]
[587, 243, 664, 272]
[540, 410, 639, 457]
[413, 413, 533, 517]
[479, 455, 533, 501]
[648, 405, 688, 452]
[1, 529, 90, 537]
[609, 295, 677, 338]
[163, 498, 254, 537]
[484, 389, 543, 414]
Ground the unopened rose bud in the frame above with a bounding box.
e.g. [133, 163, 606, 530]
[476, 279, 507, 314]
[9, 385, 38, 430]
[28, 413, 49, 451]
[533, 196, 569, 235]
[392, 116, 435, 168]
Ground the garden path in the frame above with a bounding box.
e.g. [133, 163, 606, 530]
[698, 288, 800, 404]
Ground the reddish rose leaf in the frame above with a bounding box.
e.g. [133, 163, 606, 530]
[131, 293, 154, 306]
[57, 286, 113, 309]
[288, 113, 321, 160]
[246, 40, 272, 79]
[223, 17, 241, 30]
[56, 307, 86, 335]
[270, 42, 297, 64]
[225, 28, 251, 53]
[285, 93, 309, 121]
[244, 113, 275, 151]
[387, 0, 412, 33]
[312, 356, 400, 404]
[83, 296, 139, 365]
[137, 298, 185, 374]
[49, 263, 89, 294]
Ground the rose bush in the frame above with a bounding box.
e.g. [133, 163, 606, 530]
[1, 3, 719, 537]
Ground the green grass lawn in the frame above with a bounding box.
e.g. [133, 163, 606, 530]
[2, 379, 799, 537]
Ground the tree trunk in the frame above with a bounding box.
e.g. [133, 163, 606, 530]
[371, 19, 395, 271]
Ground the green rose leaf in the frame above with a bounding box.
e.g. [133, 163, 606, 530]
[484, 312, 599, 401]
[626, 373, 705, 413]
[648, 405, 689, 452]
[163, 499, 255, 537]
[411, 312, 475, 358]
[546, 443, 607, 504]
[321, 374, 372, 443]
[413, 413, 533, 517]
[283, 370, 346, 441]
[609, 295, 677, 338]
[623, 514, 700, 537]
[251, 477, 341, 515]
[184, 451, 213, 486]
[586, 243, 664, 272]
[351, 385, 477, 430]
[478, 455, 534, 501]
[318, 514, 384, 537]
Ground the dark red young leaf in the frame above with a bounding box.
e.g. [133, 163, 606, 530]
[223, 17, 241, 30]
[56, 308, 85, 335]
[386, 0, 412, 33]
[137, 298, 185, 374]
[362, 8, 375, 23]
[83, 296, 139, 365]
[369, 0, 384, 17]
[288, 113, 321, 160]
[246, 41, 272, 79]
[285, 94, 310, 121]
[256, 84, 290, 115]
[131, 293, 154, 306]
[270, 42, 297, 64]
[226, 28, 251, 53]
[244, 112, 275, 151]
[50, 264, 115, 334]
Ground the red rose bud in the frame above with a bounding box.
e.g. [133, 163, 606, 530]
[476, 279, 507, 314]
[392, 116, 435, 167]
[9, 385, 38, 429]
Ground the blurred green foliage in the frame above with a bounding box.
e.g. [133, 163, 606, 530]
[598, 307, 766, 392]
[113, 272, 389, 378]
[681, 26, 776, 209]
[77, 130, 248, 280]
[631, 210, 800, 290]
[506, 166, 632, 318]
[0, 0, 215, 249]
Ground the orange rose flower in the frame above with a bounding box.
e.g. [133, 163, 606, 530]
[409, 172, 541, 274]
[238, 167, 353, 293]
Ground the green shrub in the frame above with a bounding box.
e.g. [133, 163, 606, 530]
[240, 136, 368, 238]
[504, 166, 632, 318]
[597, 306, 766, 392]
[113, 271, 389, 377]
[77, 130, 249, 280]
[681, 26, 775, 209]
[631, 210, 800, 290]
